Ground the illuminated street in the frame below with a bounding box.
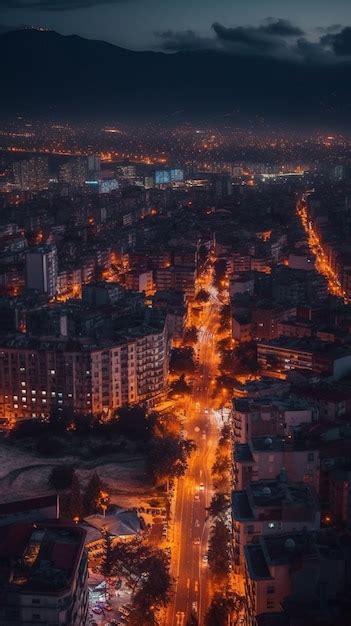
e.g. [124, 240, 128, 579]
[168, 279, 224, 625]
[298, 196, 349, 302]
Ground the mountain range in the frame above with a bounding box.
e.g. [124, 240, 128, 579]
[1, 28, 351, 126]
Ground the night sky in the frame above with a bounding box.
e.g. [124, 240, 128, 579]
[0, 0, 351, 53]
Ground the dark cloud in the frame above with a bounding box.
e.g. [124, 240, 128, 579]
[156, 18, 351, 65]
[316, 24, 342, 34]
[261, 18, 303, 37]
[211, 21, 293, 55]
[0, 0, 128, 9]
[321, 26, 351, 55]
[155, 29, 215, 52]
[294, 37, 333, 63]
[157, 20, 306, 58]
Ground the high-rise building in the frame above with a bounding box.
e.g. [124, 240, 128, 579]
[88, 155, 101, 180]
[59, 158, 89, 187]
[25, 244, 58, 297]
[0, 321, 168, 420]
[13, 156, 49, 191]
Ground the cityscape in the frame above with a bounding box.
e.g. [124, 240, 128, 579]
[1, 2, 351, 626]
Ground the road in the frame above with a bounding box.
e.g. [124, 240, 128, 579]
[168, 295, 222, 626]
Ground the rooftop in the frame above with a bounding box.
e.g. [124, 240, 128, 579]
[244, 544, 272, 581]
[232, 479, 318, 522]
[0, 522, 86, 594]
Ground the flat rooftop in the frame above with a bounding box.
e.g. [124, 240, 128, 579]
[0, 522, 85, 594]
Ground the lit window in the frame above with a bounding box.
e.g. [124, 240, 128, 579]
[14, 404, 18, 409]
[31, 390, 36, 395]
[13, 395, 18, 401]
[50, 369, 55, 375]
[21, 382, 26, 387]
[41, 391, 46, 396]
[42, 399, 47, 404]
[268, 522, 275, 529]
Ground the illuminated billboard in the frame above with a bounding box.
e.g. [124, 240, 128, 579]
[155, 168, 184, 184]
[170, 169, 184, 182]
[155, 170, 170, 185]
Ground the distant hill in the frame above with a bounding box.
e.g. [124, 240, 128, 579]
[1, 29, 350, 125]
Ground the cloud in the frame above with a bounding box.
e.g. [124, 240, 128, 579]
[211, 21, 296, 56]
[321, 26, 351, 56]
[0, 0, 129, 9]
[316, 24, 342, 34]
[156, 18, 351, 65]
[261, 18, 303, 37]
[155, 29, 216, 52]
[157, 19, 305, 58]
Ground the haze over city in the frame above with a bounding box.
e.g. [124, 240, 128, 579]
[0, 2, 351, 626]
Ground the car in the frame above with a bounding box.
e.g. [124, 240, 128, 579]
[199, 483, 204, 491]
[202, 554, 209, 564]
[193, 537, 200, 545]
[194, 494, 200, 501]
[92, 607, 103, 615]
[192, 602, 198, 613]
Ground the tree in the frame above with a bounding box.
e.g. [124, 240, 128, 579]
[101, 531, 114, 577]
[205, 594, 228, 626]
[49, 464, 74, 490]
[49, 407, 74, 433]
[115, 405, 155, 441]
[219, 303, 231, 331]
[83, 471, 102, 515]
[169, 347, 195, 376]
[213, 259, 227, 289]
[169, 374, 192, 398]
[183, 326, 198, 346]
[208, 492, 230, 519]
[205, 593, 246, 626]
[133, 550, 172, 614]
[147, 435, 196, 486]
[208, 519, 232, 576]
[195, 289, 210, 303]
[69, 471, 83, 519]
[104, 539, 172, 622]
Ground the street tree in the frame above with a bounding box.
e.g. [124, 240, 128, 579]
[208, 492, 231, 519]
[147, 435, 196, 486]
[183, 326, 198, 346]
[205, 593, 246, 626]
[169, 374, 192, 398]
[208, 519, 232, 576]
[169, 347, 195, 376]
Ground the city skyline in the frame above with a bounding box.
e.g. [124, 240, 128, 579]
[1, 3, 351, 626]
